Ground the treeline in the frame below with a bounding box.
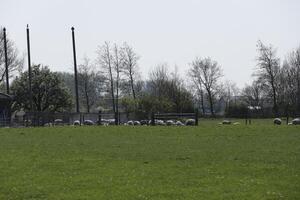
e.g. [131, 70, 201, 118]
[1, 27, 300, 118]
[57, 41, 300, 119]
[241, 41, 300, 117]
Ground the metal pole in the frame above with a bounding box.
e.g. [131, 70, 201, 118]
[3, 28, 9, 95]
[98, 110, 102, 125]
[151, 112, 155, 126]
[26, 25, 33, 111]
[195, 108, 199, 126]
[71, 27, 80, 113]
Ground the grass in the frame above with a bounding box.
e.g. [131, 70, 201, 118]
[0, 120, 299, 199]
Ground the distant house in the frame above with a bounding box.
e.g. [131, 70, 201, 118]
[0, 93, 12, 126]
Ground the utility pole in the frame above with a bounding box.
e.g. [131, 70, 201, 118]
[26, 25, 33, 111]
[3, 28, 9, 94]
[71, 27, 80, 113]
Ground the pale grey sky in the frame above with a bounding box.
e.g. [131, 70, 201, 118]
[1, 0, 300, 86]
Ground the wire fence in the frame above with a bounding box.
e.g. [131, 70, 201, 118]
[21, 111, 120, 127]
[2, 111, 201, 127]
[151, 112, 198, 126]
[1, 109, 298, 127]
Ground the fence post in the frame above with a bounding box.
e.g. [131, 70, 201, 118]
[25, 114, 28, 127]
[33, 112, 36, 127]
[249, 109, 252, 125]
[245, 110, 248, 125]
[114, 112, 118, 125]
[98, 110, 102, 125]
[195, 109, 199, 126]
[286, 105, 289, 125]
[151, 112, 155, 126]
[79, 113, 82, 126]
[8, 105, 11, 127]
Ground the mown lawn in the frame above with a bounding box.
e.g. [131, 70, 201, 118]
[0, 122, 299, 199]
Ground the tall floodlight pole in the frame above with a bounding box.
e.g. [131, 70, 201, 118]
[3, 28, 9, 95]
[71, 27, 80, 113]
[26, 25, 33, 111]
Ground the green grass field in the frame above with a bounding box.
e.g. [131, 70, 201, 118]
[0, 120, 299, 199]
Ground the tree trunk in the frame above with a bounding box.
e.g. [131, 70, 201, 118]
[207, 90, 215, 117]
[115, 61, 120, 125]
[297, 76, 300, 114]
[130, 76, 136, 99]
[271, 81, 278, 117]
[129, 68, 136, 99]
[84, 80, 90, 113]
[200, 89, 205, 115]
[116, 78, 119, 125]
[109, 67, 116, 114]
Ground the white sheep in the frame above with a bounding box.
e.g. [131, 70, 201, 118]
[274, 118, 282, 125]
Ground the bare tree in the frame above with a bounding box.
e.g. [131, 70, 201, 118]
[112, 44, 122, 124]
[0, 27, 23, 90]
[189, 68, 206, 115]
[242, 80, 265, 107]
[285, 47, 300, 113]
[78, 57, 103, 113]
[255, 40, 280, 116]
[97, 42, 123, 124]
[189, 57, 223, 117]
[148, 64, 169, 100]
[121, 43, 140, 99]
[169, 66, 193, 113]
[143, 64, 193, 113]
[97, 42, 116, 115]
[220, 80, 240, 109]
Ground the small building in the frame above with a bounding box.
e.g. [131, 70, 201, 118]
[0, 93, 13, 126]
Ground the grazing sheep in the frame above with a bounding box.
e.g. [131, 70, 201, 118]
[166, 120, 175, 126]
[73, 120, 80, 126]
[54, 119, 63, 126]
[44, 123, 53, 127]
[101, 119, 107, 123]
[147, 119, 166, 126]
[24, 119, 32, 126]
[292, 118, 300, 125]
[101, 119, 115, 124]
[134, 121, 141, 126]
[140, 120, 149, 125]
[233, 122, 240, 125]
[185, 119, 195, 126]
[222, 120, 231, 125]
[156, 120, 166, 126]
[127, 120, 134, 125]
[108, 119, 115, 125]
[84, 120, 95, 125]
[175, 121, 184, 126]
[274, 118, 282, 125]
